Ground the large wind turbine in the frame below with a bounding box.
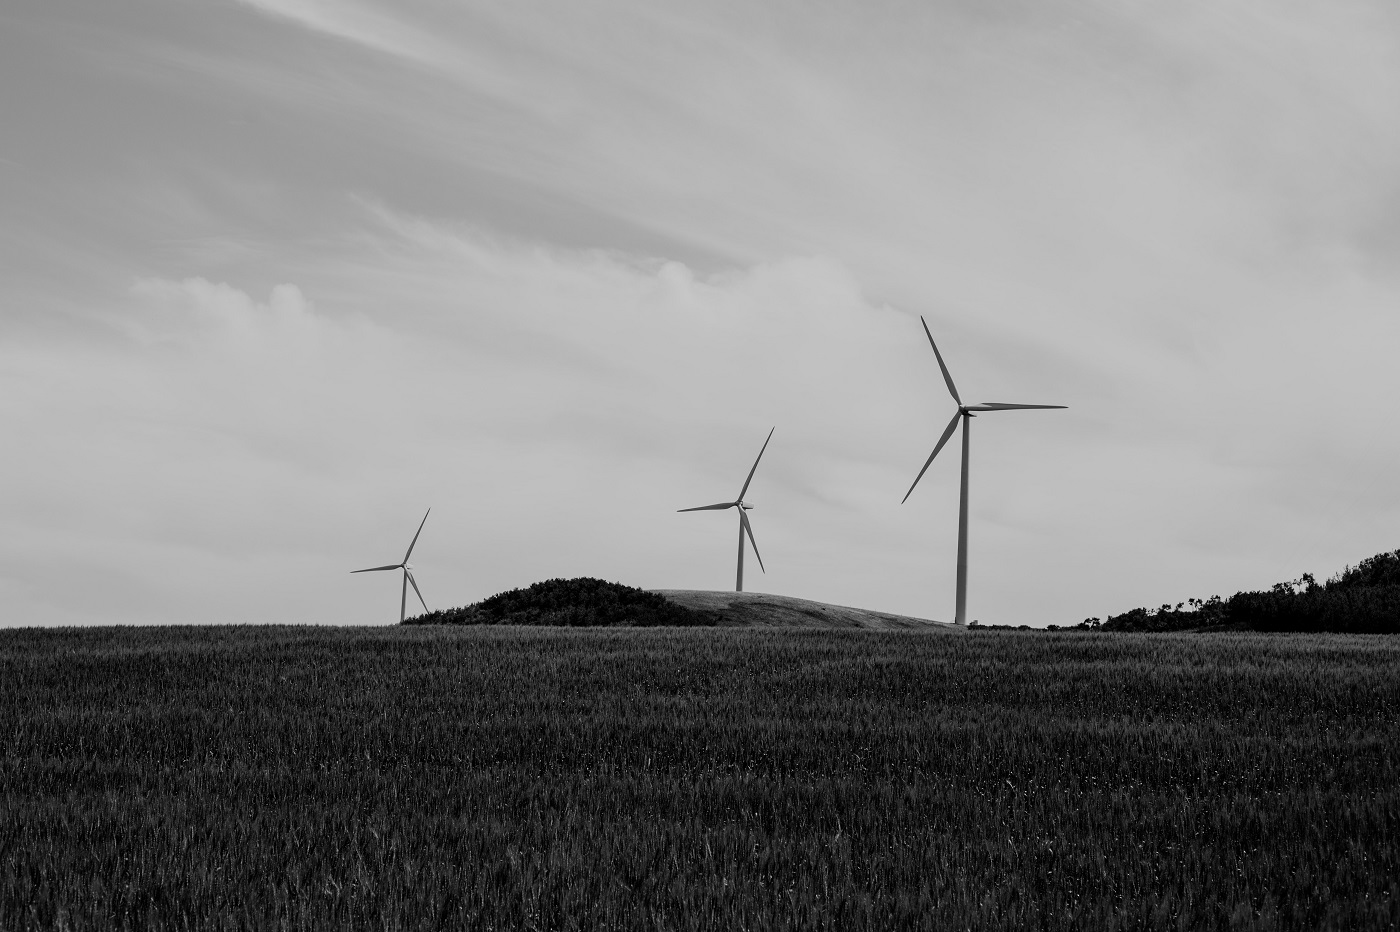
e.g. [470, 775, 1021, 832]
[351, 509, 431, 623]
[903, 319, 1065, 625]
[679, 428, 774, 592]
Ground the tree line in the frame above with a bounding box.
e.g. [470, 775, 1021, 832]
[1081, 548, 1400, 633]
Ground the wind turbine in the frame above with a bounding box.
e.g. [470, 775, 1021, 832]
[902, 318, 1065, 625]
[679, 428, 774, 592]
[351, 509, 431, 623]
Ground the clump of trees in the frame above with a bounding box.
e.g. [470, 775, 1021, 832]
[1090, 549, 1400, 633]
[405, 577, 714, 627]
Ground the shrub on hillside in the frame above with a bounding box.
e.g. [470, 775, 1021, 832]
[405, 577, 714, 627]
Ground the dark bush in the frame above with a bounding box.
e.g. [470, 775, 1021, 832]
[1101, 549, 1400, 633]
[1329, 549, 1400, 591]
[1229, 583, 1400, 634]
[404, 577, 714, 627]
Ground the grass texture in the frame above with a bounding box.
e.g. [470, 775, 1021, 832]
[2, 627, 1397, 930]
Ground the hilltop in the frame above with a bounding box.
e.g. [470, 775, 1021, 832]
[654, 590, 952, 630]
[404, 578, 951, 629]
[405, 578, 706, 627]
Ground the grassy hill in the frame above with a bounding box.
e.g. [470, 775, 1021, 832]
[405, 577, 708, 627]
[405, 578, 951, 629]
[654, 589, 951, 630]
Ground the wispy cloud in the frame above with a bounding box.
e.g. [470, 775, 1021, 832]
[233, 0, 444, 67]
[2, 0, 1398, 626]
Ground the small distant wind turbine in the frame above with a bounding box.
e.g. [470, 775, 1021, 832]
[679, 428, 774, 592]
[351, 509, 431, 623]
[902, 318, 1065, 625]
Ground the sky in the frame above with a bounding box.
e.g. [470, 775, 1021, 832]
[2, 0, 1398, 627]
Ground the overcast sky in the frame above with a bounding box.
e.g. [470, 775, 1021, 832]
[3, 0, 1398, 627]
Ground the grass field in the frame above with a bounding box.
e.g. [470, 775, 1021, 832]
[2, 626, 1397, 930]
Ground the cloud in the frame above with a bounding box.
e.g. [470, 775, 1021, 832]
[1, 220, 955, 625]
[231, 0, 446, 67]
[3, 0, 1399, 628]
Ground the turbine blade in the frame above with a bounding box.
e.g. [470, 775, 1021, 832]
[737, 427, 775, 501]
[902, 411, 962, 504]
[974, 403, 1068, 411]
[403, 508, 431, 562]
[406, 570, 429, 614]
[678, 502, 737, 512]
[739, 509, 765, 574]
[351, 564, 402, 573]
[921, 317, 961, 405]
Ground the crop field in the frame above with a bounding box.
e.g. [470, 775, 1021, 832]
[2, 626, 1397, 931]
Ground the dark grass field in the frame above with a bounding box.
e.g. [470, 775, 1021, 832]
[2, 626, 1397, 930]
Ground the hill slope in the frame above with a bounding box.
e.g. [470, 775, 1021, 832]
[653, 590, 953, 630]
[406, 578, 952, 629]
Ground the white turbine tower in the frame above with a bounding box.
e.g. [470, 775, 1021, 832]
[679, 428, 774, 592]
[351, 509, 431, 623]
[903, 318, 1065, 625]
